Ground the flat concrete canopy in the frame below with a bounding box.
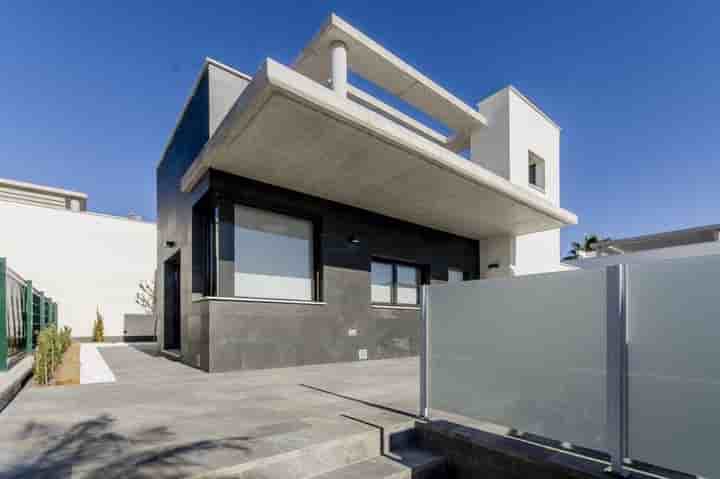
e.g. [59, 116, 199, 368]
[182, 60, 577, 239]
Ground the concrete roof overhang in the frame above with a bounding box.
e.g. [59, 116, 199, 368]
[181, 59, 577, 239]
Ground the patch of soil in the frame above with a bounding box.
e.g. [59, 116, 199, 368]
[53, 342, 81, 386]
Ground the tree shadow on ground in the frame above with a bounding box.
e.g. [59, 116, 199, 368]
[2, 414, 252, 478]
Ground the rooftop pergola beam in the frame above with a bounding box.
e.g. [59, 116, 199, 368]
[293, 14, 487, 136]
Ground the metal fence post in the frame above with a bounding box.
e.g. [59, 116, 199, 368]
[606, 264, 629, 476]
[47, 299, 54, 326]
[419, 284, 430, 419]
[25, 281, 33, 352]
[0, 258, 7, 371]
[38, 292, 45, 329]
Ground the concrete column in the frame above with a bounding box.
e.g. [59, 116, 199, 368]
[478, 236, 517, 279]
[330, 41, 348, 97]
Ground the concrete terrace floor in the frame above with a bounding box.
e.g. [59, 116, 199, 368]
[0, 345, 419, 478]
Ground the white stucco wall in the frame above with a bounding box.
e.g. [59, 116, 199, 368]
[0, 201, 156, 339]
[473, 86, 565, 277]
[514, 229, 562, 275]
[507, 87, 560, 205]
[472, 89, 510, 179]
[507, 87, 562, 274]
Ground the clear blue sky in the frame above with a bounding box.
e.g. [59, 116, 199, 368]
[2, 2, 719, 255]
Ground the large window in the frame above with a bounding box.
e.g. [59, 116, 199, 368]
[371, 260, 421, 305]
[234, 205, 314, 301]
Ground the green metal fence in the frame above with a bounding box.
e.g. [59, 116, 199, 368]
[0, 257, 58, 371]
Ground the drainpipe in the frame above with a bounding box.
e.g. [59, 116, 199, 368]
[330, 40, 348, 97]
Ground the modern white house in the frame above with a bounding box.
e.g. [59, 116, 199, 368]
[156, 13, 578, 371]
[0, 177, 156, 340]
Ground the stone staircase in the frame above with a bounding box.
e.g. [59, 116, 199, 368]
[194, 411, 446, 479]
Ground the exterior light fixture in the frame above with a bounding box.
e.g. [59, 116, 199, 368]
[348, 235, 360, 245]
[165, 240, 176, 248]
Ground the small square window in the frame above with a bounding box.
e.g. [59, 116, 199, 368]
[371, 260, 421, 305]
[448, 268, 464, 283]
[528, 151, 546, 192]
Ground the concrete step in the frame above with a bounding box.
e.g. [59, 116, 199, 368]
[194, 424, 381, 478]
[308, 449, 446, 479]
[386, 447, 447, 479]
[192, 405, 444, 479]
[308, 456, 409, 479]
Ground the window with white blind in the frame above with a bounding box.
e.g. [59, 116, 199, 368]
[234, 205, 314, 301]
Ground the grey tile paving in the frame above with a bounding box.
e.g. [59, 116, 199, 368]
[0, 344, 419, 478]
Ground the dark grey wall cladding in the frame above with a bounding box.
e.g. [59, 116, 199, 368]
[156, 63, 250, 368]
[123, 314, 155, 337]
[195, 171, 479, 372]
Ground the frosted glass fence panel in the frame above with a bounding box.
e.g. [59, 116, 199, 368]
[627, 255, 720, 479]
[428, 269, 607, 451]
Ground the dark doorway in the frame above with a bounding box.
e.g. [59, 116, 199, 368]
[163, 253, 181, 352]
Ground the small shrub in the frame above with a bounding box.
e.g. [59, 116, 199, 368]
[60, 326, 72, 352]
[93, 307, 105, 343]
[34, 323, 73, 385]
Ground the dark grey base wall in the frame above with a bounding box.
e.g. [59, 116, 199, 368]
[190, 295, 419, 373]
[416, 421, 615, 479]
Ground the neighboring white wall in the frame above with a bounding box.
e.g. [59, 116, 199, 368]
[567, 241, 720, 270]
[0, 201, 156, 339]
[473, 86, 565, 278]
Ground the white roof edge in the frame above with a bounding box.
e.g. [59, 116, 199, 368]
[155, 58, 253, 170]
[479, 85, 562, 131]
[182, 58, 577, 228]
[0, 197, 157, 225]
[205, 57, 253, 81]
[0, 177, 88, 199]
[82, 209, 157, 225]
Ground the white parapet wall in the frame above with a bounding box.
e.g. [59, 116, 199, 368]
[0, 201, 156, 339]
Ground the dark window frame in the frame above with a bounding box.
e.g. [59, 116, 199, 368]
[529, 162, 538, 186]
[528, 150, 546, 192]
[371, 258, 422, 306]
